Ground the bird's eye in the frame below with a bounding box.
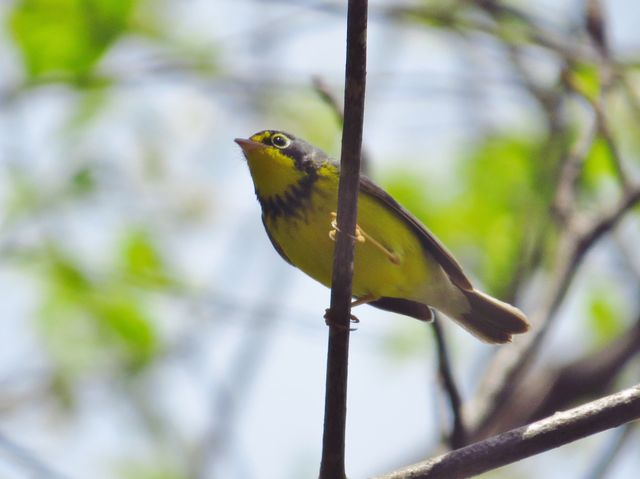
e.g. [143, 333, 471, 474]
[271, 133, 291, 149]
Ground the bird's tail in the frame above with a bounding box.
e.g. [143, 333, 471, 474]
[453, 289, 529, 344]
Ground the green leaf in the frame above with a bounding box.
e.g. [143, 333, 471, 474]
[69, 165, 97, 196]
[48, 249, 92, 293]
[121, 230, 173, 288]
[569, 62, 601, 102]
[577, 136, 619, 210]
[89, 292, 158, 370]
[38, 248, 159, 375]
[9, 0, 138, 79]
[587, 290, 624, 346]
[581, 137, 615, 188]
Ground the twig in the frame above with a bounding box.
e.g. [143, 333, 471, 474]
[319, 1, 368, 478]
[594, 103, 630, 190]
[550, 103, 599, 225]
[618, 73, 640, 125]
[469, 184, 640, 439]
[194, 267, 287, 479]
[312, 76, 346, 129]
[469, 21, 639, 432]
[391, 2, 595, 63]
[583, 422, 637, 479]
[527, 314, 640, 421]
[431, 316, 466, 449]
[586, 0, 608, 59]
[312, 76, 371, 174]
[374, 384, 640, 479]
[571, 2, 631, 193]
[473, 313, 640, 436]
[0, 430, 72, 479]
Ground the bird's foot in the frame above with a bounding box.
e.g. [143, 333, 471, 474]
[328, 212, 366, 243]
[329, 212, 400, 265]
[324, 308, 360, 331]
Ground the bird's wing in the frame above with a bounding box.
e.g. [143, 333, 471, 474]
[368, 297, 433, 321]
[359, 176, 473, 291]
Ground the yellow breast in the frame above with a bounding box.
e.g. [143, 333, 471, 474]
[262, 173, 432, 301]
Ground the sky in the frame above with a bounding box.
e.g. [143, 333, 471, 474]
[1, 1, 640, 478]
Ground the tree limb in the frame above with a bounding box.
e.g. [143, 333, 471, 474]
[319, 1, 368, 478]
[474, 313, 640, 438]
[469, 183, 640, 440]
[375, 384, 640, 479]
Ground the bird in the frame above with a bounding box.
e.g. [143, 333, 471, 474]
[235, 130, 529, 343]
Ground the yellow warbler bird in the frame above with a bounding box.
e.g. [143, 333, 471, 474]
[235, 130, 529, 343]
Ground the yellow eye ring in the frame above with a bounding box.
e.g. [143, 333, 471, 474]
[271, 133, 291, 149]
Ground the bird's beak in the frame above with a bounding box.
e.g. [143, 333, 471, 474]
[234, 138, 266, 153]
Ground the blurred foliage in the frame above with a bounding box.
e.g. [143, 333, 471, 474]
[382, 323, 431, 363]
[399, 0, 537, 46]
[118, 459, 186, 479]
[4, 166, 43, 219]
[578, 134, 621, 211]
[587, 284, 626, 347]
[567, 62, 602, 103]
[121, 230, 174, 288]
[2, 0, 640, 478]
[260, 88, 342, 155]
[581, 136, 617, 190]
[9, 0, 139, 80]
[70, 164, 98, 195]
[384, 133, 555, 297]
[38, 241, 161, 375]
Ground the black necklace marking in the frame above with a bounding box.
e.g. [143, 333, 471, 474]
[257, 166, 319, 221]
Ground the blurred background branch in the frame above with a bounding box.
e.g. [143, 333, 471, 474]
[377, 384, 640, 479]
[1, 0, 640, 478]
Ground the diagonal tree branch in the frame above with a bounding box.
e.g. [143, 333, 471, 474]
[312, 76, 371, 174]
[467, 0, 640, 434]
[319, 1, 368, 478]
[0, 430, 71, 479]
[312, 76, 346, 131]
[469, 183, 640, 440]
[472, 312, 640, 438]
[375, 384, 640, 479]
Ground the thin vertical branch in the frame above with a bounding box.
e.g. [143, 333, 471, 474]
[319, 1, 368, 479]
[431, 315, 467, 449]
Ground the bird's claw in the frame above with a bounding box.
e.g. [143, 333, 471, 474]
[328, 212, 400, 265]
[324, 308, 360, 331]
[328, 212, 365, 243]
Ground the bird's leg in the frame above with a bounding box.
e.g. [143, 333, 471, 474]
[328, 212, 365, 243]
[329, 212, 400, 264]
[324, 293, 378, 331]
[350, 293, 377, 308]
